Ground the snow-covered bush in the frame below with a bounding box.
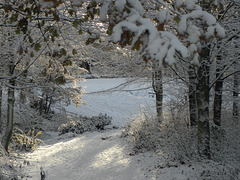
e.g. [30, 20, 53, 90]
[58, 120, 85, 134]
[210, 110, 240, 169]
[125, 113, 160, 152]
[58, 113, 112, 135]
[125, 112, 197, 161]
[11, 127, 43, 152]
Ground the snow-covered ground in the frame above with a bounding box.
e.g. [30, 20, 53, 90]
[18, 78, 240, 180]
[58, 78, 157, 127]
[20, 78, 161, 179]
[22, 130, 161, 180]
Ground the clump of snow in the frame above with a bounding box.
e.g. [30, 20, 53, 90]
[146, 31, 189, 65]
[187, 23, 201, 44]
[71, 0, 84, 6]
[175, 0, 184, 8]
[202, 11, 217, 26]
[99, 0, 112, 21]
[184, 0, 199, 10]
[215, 23, 226, 38]
[206, 26, 216, 39]
[156, 9, 170, 24]
[188, 43, 197, 56]
[191, 53, 200, 66]
[39, 0, 55, 9]
[112, 22, 138, 43]
[178, 8, 225, 41]
[115, 0, 126, 12]
[127, 0, 144, 16]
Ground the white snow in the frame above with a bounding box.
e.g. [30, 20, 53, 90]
[60, 78, 156, 127]
[184, 0, 199, 10]
[19, 78, 238, 180]
[127, 0, 144, 16]
[38, 0, 55, 9]
[99, 0, 112, 22]
[71, 0, 84, 6]
[215, 23, 226, 38]
[191, 53, 200, 66]
[115, 0, 126, 12]
[21, 78, 160, 180]
[156, 9, 170, 24]
[22, 130, 152, 180]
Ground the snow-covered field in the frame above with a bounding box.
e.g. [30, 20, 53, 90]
[14, 78, 240, 180]
[58, 78, 157, 127]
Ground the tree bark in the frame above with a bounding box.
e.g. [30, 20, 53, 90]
[0, 84, 4, 154]
[233, 61, 239, 123]
[152, 60, 163, 123]
[1, 61, 15, 151]
[196, 46, 211, 159]
[188, 66, 197, 126]
[232, 3, 240, 123]
[0, 84, 2, 133]
[213, 52, 224, 126]
[2, 79, 15, 151]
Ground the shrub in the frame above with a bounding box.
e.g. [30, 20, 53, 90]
[11, 127, 43, 151]
[125, 112, 198, 161]
[125, 113, 160, 152]
[58, 113, 112, 135]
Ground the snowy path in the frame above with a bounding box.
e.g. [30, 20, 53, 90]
[22, 129, 165, 180]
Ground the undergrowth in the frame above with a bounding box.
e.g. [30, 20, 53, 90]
[11, 127, 43, 152]
[58, 113, 112, 135]
[125, 109, 240, 179]
[125, 112, 197, 162]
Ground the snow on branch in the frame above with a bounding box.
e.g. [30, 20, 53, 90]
[109, 0, 189, 66]
[111, 9, 189, 66]
[94, 0, 225, 66]
[178, 9, 225, 40]
[175, 3, 226, 65]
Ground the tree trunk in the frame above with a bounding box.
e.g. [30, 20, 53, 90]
[188, 66, 197, 126]
[0, 84, 2, 133]
[213, 52, 224, 126]
[196, 46, 211, 159]
[195, 0, 212, 159]
[152, 60, 163, 123]
[233, 62, 239, 123]
[2, 79, 15, 151]
[0, 84, 4, 154]
[232, 3, 240, 123]
[1, 61, 15, 151]
[46, 96, 53, 114]
[39, 95, 43, 115]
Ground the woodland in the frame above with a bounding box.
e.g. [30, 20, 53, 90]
[0, 0, 239, 179]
